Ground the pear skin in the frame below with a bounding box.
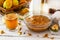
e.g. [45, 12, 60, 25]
[12, 0, 19, 6]
[3, 0, 12, 9]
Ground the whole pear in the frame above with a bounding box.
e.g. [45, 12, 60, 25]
[3, 0, 12, 9]
[12, 0, 19, 6]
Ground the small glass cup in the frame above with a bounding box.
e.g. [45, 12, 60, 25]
[4, 13, 18, 30]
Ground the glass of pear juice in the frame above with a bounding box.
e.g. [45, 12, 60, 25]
[4, 13, 18, 30]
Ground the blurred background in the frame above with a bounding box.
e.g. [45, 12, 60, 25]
[31, 0, 60, 15]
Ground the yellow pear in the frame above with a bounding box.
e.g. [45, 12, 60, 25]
[3, 0, 12, 9]
[12, 0, 19, 6]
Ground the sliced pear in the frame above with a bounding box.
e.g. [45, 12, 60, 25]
[51, 24, 59, 32]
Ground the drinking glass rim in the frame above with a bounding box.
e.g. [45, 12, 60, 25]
[4, 13, 18, 20]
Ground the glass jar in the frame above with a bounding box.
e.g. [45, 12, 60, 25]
[4, 13, 18, 30]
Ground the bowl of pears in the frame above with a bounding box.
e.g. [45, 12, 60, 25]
[0, 0, 31, 15]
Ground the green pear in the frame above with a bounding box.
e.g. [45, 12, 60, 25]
[3, 0, 12, 9]
[12, 0, 19, 6]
